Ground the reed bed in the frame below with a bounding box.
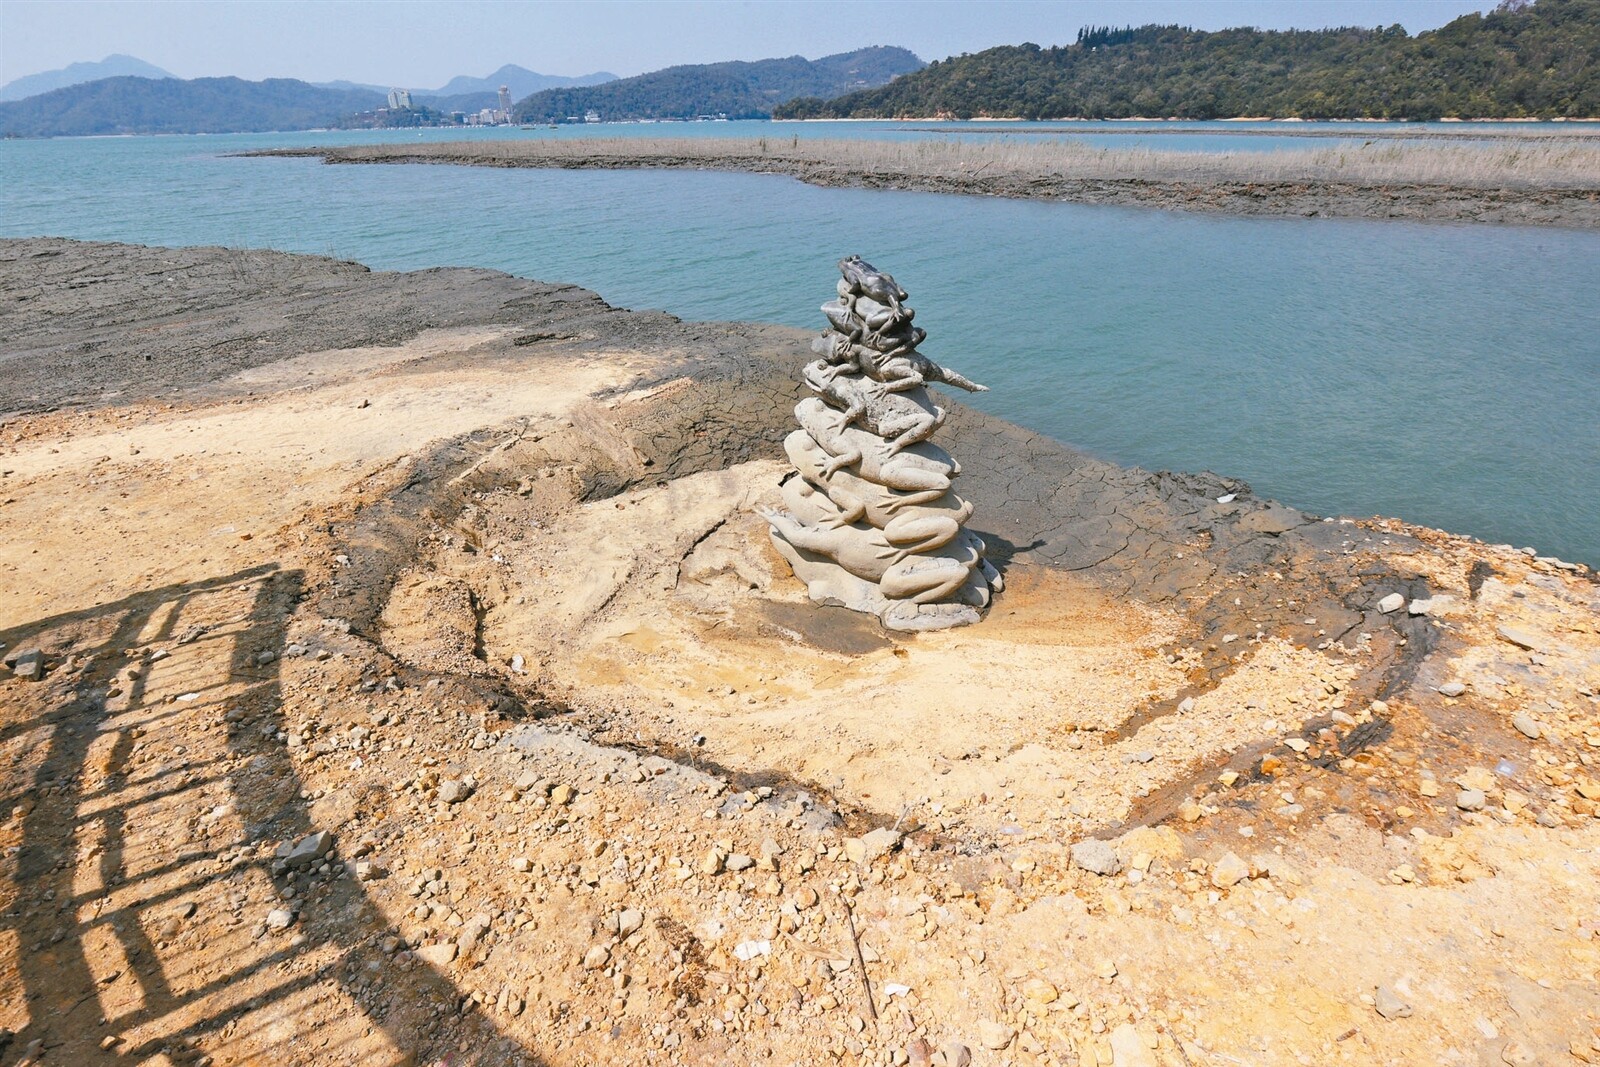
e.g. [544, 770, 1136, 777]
[301, 135, 1600, 190]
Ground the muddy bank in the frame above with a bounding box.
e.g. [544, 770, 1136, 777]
[250, 140, 1600, 228]
[3, 239, 1598, 1067]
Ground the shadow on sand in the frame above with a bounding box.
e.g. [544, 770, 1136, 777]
[0, 565, 542, 1065]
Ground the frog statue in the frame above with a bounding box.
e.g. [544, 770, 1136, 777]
[761, 257, 1001, 632]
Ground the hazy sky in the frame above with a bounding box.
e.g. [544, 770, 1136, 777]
[2, 0, 1497, 88]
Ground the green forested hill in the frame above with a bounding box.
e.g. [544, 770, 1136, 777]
[513, 47, 923, 122]
[776, 0, 1600, 120]
[0, 76, 384, 137]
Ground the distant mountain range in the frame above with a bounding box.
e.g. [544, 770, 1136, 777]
[312, 64, 616, 101]
[419, 67, 619, 118]
[514, 46, 924, 122]
[423, 64, 616, 99]
[0, 61, 623, 137]
[0, 49, 922, 137]
[0, 77, 384, 137]
[0, 54, 173, 102]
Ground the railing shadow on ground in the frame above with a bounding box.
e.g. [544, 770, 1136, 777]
[0, 564, 545, 1066]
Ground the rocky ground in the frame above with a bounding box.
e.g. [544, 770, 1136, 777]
[1, 238, 1597, 1067]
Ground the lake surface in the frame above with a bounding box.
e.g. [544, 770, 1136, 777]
[3, 123, 1598, 566]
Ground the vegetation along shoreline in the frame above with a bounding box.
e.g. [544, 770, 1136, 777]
[249, 136, 1600, 227]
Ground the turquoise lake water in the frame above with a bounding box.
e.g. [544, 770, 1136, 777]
[3, 122, 1598, 565]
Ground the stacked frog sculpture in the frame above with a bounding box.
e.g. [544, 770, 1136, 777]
[760, 256, 1002, 632]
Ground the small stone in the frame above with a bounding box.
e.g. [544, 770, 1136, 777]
[1511, 714, 1542, 740]
[976, 1020, 1014, 1050]
[1071, 838, 1122, 876]
[1408, 598, 1433, 616]
[1501, 1040, 1537, 1066]
[615, 909, 644, 938]
[794, 887, 819, 910]
[265, 908, 295, 931]
[415, 943, 457, 966]
[733, 939, 771, 961]
[725, 853, 755, 872]
[510, 856, 531, 873]
[550, 783, 575, 806]
[700, 849, 725, 876]
[1022, 978, 1058, 1005]
[354, 860, 379, 881]
[437, 779, 472, 805]
[280, 830, 333, 870]
[1377, 593, 1405, 614]
[1095, 958, 1119, 980]
[1110, 1023, 1157, 1067]
[5, 648, 44, 681]
[1419, 778, 1441, 798]
[1284, 738, 1309, 753]
[1496, 625, 1550, 653]
[456, 915, 490, 954]
[1456, 789, 1487, 812]
[1374, 985, 1412, 1019]
[583, 944, 611, 970]
[846, 826, 901, 864]
[1437, 681, 1467, 698]
[942, 1042, 972, 1067]
[513, 771, 548, 796]
[1210, 851, 1249, 889]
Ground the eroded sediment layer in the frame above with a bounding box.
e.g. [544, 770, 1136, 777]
[2, 238, 1598, 1067]
[249, 137, 1600, 227]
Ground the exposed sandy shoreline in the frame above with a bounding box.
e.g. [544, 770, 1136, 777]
[2, 239, 1597, 1067]
[249, 137, 1600, 227]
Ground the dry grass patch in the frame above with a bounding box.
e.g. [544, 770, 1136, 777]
[307, 135, 1600, 189]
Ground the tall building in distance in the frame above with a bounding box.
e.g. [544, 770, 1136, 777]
[387, 88, 412, 110]
[498, 85, 512, 116]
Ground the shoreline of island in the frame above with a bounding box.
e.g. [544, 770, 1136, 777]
[245, 137, 1600, 228]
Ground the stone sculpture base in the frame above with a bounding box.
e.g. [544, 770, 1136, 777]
[767, 533, 984, 632]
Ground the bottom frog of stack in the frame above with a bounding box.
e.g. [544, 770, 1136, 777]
[761, 256, 1002, 633]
